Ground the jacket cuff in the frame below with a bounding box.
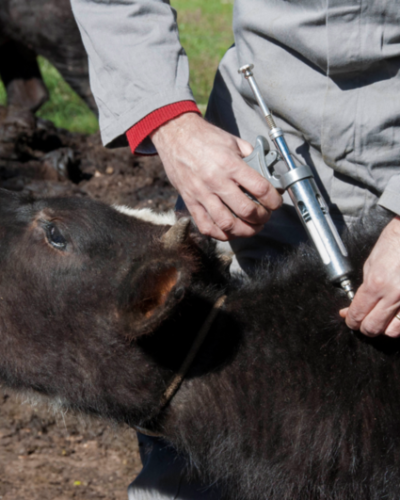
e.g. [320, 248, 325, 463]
[126, 101, 201, 155]
[378, 175, 400, 216]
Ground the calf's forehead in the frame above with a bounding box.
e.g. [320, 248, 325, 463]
[39, 197, 170, 247]
[0, 191, 174, 248]
[36, 197, 174, 225]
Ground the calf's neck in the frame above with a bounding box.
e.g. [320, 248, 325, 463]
[0, 189, 399, 500]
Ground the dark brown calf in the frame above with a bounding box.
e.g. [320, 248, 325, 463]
[0, 189, 399, 500]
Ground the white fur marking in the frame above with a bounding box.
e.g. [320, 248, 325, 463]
[114, 206, 176, 226]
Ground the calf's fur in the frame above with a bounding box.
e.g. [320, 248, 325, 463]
[0, 188, 399, 500]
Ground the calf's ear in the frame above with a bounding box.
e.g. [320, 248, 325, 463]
[124, 219, 193, 337]
[161, 216, 191, 248]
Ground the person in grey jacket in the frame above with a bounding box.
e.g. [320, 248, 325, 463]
[70, 0, 400, 339]
[70, 0, 400, 497]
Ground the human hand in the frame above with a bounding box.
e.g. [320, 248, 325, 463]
[150, 112, 282, 241]
[340, 216, 400, 337]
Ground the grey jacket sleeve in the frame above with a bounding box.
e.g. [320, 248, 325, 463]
[70, 0, 195, 149]
[379, 175, 400, 217]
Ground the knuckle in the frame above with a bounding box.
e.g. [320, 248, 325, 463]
[252, 178, 270, 197]
[253, 182, 282, 210]
[226, 138, 239, 151]
[247, 225, 263, 237]
[345, 318, 359, 331]
[360, 328, 379, 337]
[218, 217, 235, 233]
[218, 152, 234, 170]
[202, 170, 217, 186]
[269, 193, 283, 210]
[263, 209, 272, 222]
[197, 221, 213, 237]
[367, 274, 385, 291]
[238, 201, 258, 220]
[202, 228, 214, 238]
[361, 319, 382, 337]
[345, 311, 361, 330]
[360, 327, 374, 337]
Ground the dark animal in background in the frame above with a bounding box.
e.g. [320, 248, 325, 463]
[0, 0, 96, 119]
[0, 188, 399, 500]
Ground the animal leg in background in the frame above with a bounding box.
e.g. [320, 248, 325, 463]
[0, 40, 47, 159]
[0, 0, 97, 117]
[0, 40, 48, 116]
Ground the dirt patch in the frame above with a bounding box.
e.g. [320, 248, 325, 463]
[0, 107, 177, 210]
[0, 387, 142, 500]
[0, 107, 178, 499]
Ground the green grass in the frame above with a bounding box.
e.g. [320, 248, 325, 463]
[0, 0, 233, 133]
[36, 58, 99, 134]
[171, 0, 234, 107]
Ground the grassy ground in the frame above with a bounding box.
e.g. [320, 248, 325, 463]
[36, 58, 99, 134]
[172, 0, 234, 109]
[0, 0, 233, 133]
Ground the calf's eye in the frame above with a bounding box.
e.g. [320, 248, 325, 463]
[46, 224, 67, 250]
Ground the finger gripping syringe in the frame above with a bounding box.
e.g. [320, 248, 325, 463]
[239, 64, 355, 301]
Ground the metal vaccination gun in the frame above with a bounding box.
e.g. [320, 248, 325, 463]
[239, 64, 355, 301]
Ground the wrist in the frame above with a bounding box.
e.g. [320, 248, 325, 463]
[150, 112, 203, 149]
[126, 102, 201, 155]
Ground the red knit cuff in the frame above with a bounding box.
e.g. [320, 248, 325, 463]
[126, 101, 201, 154]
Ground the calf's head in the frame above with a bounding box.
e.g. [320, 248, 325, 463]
[0, 190, 227, 421]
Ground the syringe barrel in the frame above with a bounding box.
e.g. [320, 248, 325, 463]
[288, 176, 352, 284]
